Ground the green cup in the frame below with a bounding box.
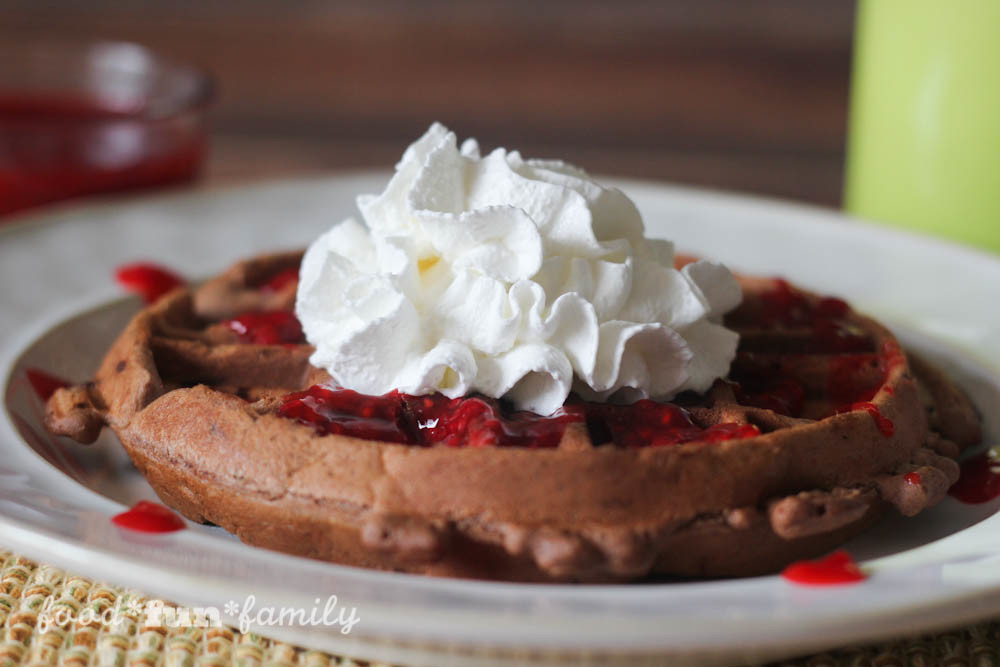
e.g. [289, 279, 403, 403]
[844, 0, 1000, 254]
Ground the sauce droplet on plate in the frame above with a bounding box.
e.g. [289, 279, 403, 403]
[781, 550, 867, 586]
[112, 500, 186, 533]
[26, 368, 70, 401]
[115, 263, 185, 304]
[948, 451, 1000, 504]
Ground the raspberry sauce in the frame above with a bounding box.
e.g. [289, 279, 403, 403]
[757, 278, 810, 325]
[581, 399, 759, 447]
[111, 501, 186, 533]
[825, 341, 902, 436]
[26, 368, 71, 401]
[697, 422, 764, 442]
[948, 452, 1000, 504]
[278, 386, 411, 443]
[781, 550, 867, 586]
[727, 280, 895, 419]
[0, 94, 204, 217]
[115, 263, 186, 304]
[828, 354, 884, 406]
[278, 386, 760, 449]
[260, 267, 299, 292]
[733, 283, 908, 436]
[224, 311, 305, 345]
[849, 401, 895, 437]
[732, 375, 806, 418]
[404, 393, 583, 448]
[746, 280, 870, 353]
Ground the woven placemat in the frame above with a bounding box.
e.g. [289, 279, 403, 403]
[1, 550, 997, 667]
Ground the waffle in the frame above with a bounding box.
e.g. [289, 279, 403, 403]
[45, 252, 981, 582]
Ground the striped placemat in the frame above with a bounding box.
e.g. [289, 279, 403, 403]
[1, 550, 997, 667]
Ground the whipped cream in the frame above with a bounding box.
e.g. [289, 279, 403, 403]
[297, 123, 742, 415]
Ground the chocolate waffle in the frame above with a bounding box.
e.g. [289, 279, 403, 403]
[45, 252, 981, 582]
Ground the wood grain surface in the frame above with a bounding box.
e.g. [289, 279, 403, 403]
[1, 0, 855, 205]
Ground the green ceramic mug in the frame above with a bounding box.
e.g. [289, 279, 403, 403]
[844, 0, 1000, 254]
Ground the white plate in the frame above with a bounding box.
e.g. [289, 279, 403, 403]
[2, 174, 999, 667]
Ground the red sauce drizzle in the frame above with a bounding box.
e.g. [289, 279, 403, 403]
[111, 501, 186, 533]
[757, 279, 810, 325]
[115, 263, 186, 304]
[695, 422, 764, 443]
[26, 368, 71, 401]
[781, 550, 867, 586]
[903, 472, 922, 486]
[405, 394, 583, 448]
[849, 401, 895, 437]
[582, 399, 760, 447]
[750, 281, 870, 353]
[814, 296, 850, 319]
[828, 354, 884, 407]
[278, 387, 411, 443]
[729, 281, 889, 418]
[824, 340, 905, 433]
[260, 267, 299, 292]
[732, 376, 806, 418]
[278, 386, 761, 449]
[948, 452, 1000, 504]
[224, 311, 304, 345]
[813, 321, 872, 354]
[881, 340, 906, 370]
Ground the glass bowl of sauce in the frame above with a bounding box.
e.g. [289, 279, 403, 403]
[0, 41, 213, 217]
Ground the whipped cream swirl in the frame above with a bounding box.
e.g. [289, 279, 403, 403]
[297, 123, 742, 415]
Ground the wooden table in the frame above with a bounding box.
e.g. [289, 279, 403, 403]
[1, 0, 855, 206]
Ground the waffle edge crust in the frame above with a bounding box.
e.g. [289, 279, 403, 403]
[45, 252, 982, 582]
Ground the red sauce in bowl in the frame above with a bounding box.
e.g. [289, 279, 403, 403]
[0, 94, 206, 216]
